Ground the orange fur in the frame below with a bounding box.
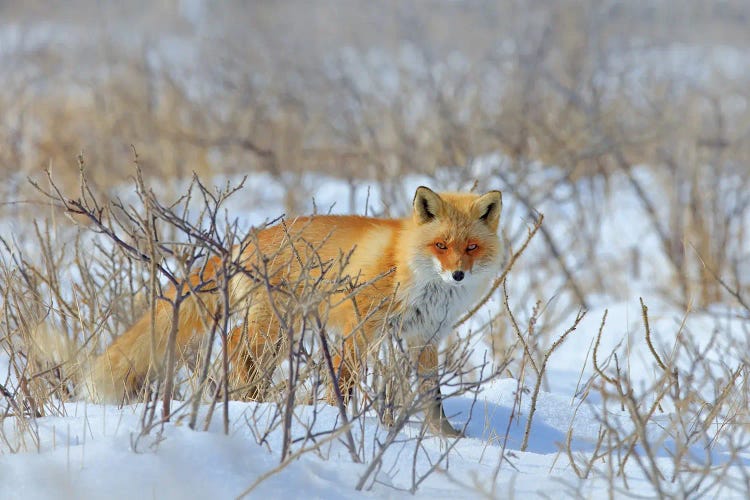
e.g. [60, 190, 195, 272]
[86, 186, 502, 435]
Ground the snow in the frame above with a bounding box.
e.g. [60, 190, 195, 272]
[1, 404, 359, 499]
[2, 375, 746, 498]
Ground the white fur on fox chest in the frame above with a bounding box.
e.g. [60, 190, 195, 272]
[392, 271, 492, 346]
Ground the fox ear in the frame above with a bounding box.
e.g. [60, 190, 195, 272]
[473, 190, 502, 229]
[413, 186, 444, 224]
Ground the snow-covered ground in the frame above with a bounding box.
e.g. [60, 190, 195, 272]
[2, 165, 750, 498]
[3, 378, 734, 500]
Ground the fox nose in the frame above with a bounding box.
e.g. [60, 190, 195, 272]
[452, 270, 465, 282]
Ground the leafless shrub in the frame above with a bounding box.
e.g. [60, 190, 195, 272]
[1, 162, 538, 495]
[561, 299, 750, 498]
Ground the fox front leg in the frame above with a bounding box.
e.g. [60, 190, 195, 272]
[413, 344, 464, 438]
[422, 380, 464, 438]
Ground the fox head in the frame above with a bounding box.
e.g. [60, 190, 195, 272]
[410, 186, 502, 285]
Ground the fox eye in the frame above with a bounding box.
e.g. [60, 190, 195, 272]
[435, 241, 447, 250]
[466, 243, 478, 252]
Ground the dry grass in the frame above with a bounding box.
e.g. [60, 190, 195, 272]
[2, 164, 526, 489]
[4, 1, 749, 307]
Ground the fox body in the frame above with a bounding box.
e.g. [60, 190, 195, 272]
[88, 186, 502, 435]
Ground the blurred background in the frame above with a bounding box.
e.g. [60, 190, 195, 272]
[2, 0, 750, 319]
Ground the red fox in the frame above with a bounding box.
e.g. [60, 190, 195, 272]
[86, 186, 502, 436]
